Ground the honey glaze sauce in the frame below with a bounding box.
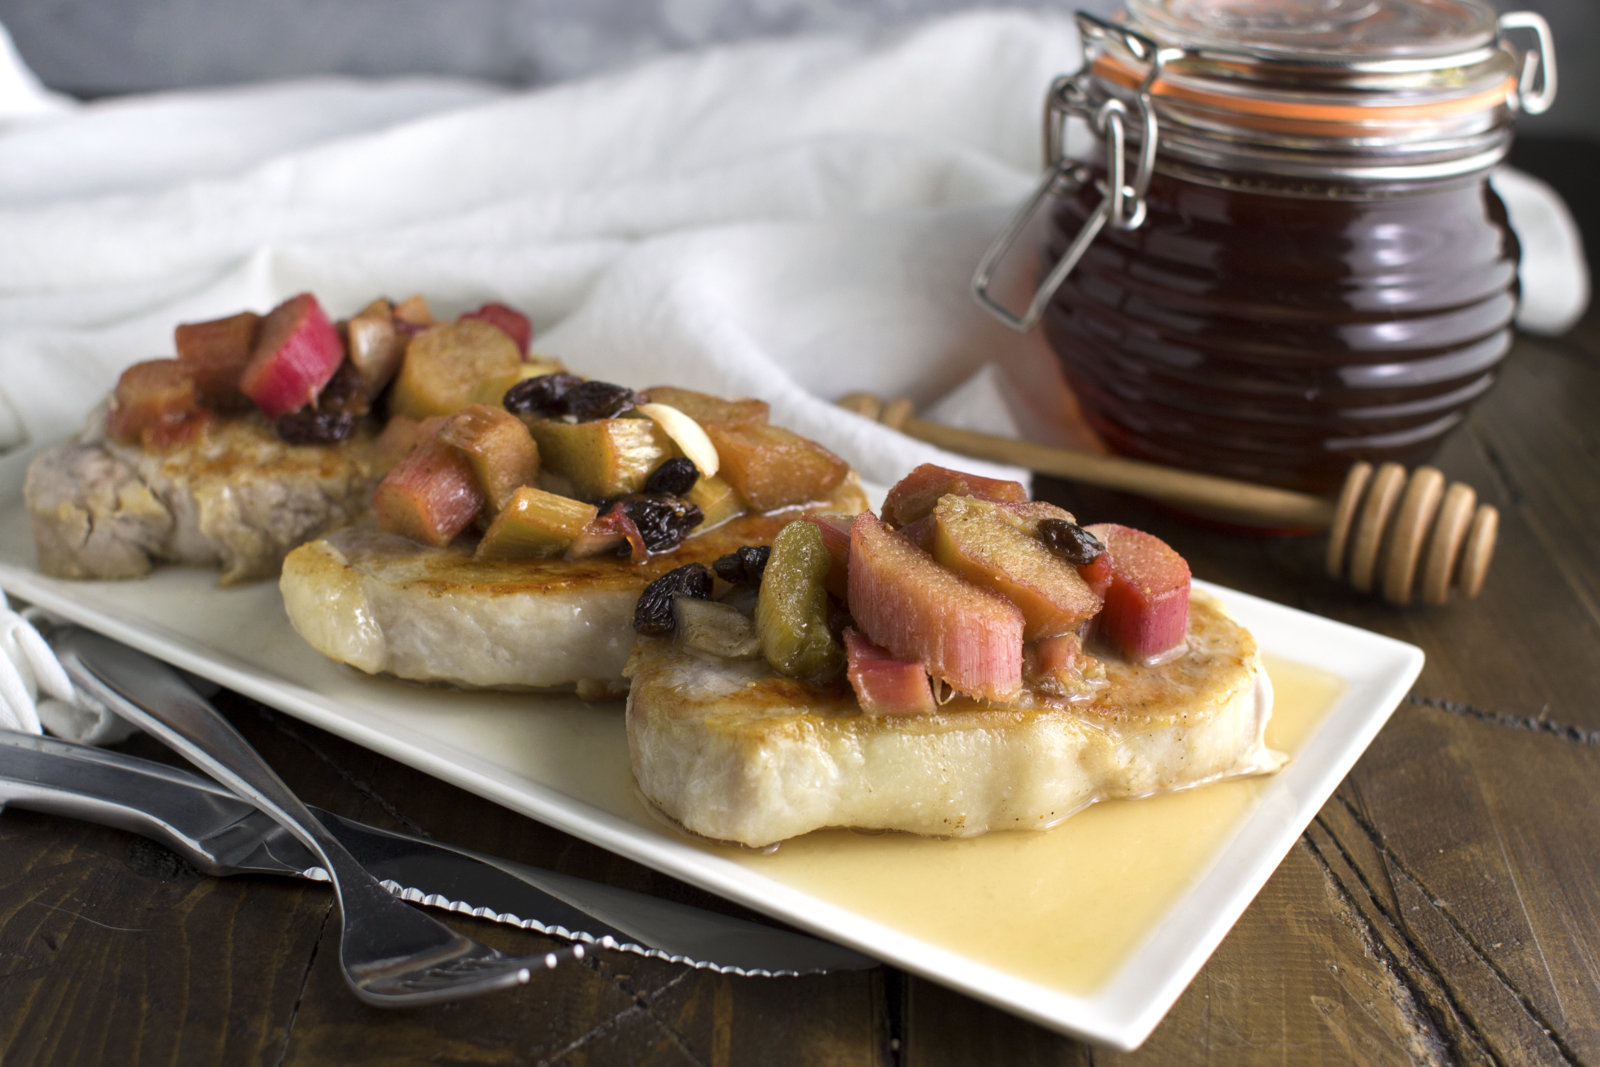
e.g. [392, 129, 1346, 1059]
[704, 655, 1345, 995]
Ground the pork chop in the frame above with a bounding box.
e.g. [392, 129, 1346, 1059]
[279, 479, 868, 693]
[626, 591, 1281, 847]
[24, 414, 389, 585]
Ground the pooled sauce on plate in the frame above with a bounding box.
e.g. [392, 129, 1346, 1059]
[709, 655, 1344, 994]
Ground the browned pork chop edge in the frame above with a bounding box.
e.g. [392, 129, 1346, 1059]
[24, 417, 388, 585]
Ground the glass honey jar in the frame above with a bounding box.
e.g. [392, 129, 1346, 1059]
[975, 0, 1557, 494]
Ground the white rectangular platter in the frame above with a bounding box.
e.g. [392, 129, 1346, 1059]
[0, 445, 1422, 1049]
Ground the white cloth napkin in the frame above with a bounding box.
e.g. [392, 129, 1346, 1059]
[0, 12, 1084, 477]
[0, 11, 1588, 466]
[0, 592, 134, 744]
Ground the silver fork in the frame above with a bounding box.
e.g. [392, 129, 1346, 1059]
[50, 626, 578, 1007]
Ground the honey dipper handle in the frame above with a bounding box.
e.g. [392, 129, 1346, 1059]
[839, 393, 1334, 528]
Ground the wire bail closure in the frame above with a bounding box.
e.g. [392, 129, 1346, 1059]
[972, 5, 1556, 334]
[1499, 11, 1556, 115]
[972, 14, 1166, 332]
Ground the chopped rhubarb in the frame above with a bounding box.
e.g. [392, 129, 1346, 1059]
[389, 319, 523, 420]
[436, 403, 540, 514]
[373, 414, 426, 469]
[880, 464, 1028, 528]
[174, 311, 261, 411]
[372, 438, 485, 547]
[1032, 632, 1083, 678]
[640, 386, 769, 428]
[1024, 632, 1105, 700]
[848, 512, 1023, 702]
[844, 629, 937, 716]
[931, 496, 1101, 640]
[140, 409, 214, 450]
[797, 513, 852, 598]
[1078, 549, 1114, 599]
[476, 486, 597, 561]
[1084, 523, 1191, 662]
[684, 473, 746, 529]
[521, 414, 671, 500]
[756, 520, 844, 682]
[704, 421, 849, 511]
[345, 299, 403, 394]
[237, 293, 345, 417]
[104, 359, 211, 449]
[895, 514, 938, 552]
[461, 302, 532, 356]
[392, 294, 434, 329]
[566, 508, 648, 564]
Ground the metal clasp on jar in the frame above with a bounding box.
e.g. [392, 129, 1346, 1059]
[973, 14, 1173, 332]
[1499, 11, 1556, 115]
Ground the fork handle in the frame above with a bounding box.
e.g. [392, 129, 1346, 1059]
[50, 627, 361, 888]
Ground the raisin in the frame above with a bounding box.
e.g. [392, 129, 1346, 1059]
[1038, 518, 1105, 565]
[633, 562, 713, 635]
[609, 495, 704, 553]
[274, 362, 366, 444]
[562, 379, 642, 421]
[503, 372, 584, 418]
[316, 360, 370, 416]
[644, 457, 699, 496]
[275, 408, 355, 444]
[713, 545, 770, 587]
[503, 374, 641, 421]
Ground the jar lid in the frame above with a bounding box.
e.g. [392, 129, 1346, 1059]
[1126, 0, 1500, 68]
[1073, 0, 1555, 183]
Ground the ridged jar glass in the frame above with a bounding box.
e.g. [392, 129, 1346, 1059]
[975, 0, 1556, 494]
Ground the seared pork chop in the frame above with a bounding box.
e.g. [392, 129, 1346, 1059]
[626, 591, 1281, 847]
[25, 416, 389, 585]
[279, 480, 868, 692]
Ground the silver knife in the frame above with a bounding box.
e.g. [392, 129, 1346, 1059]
[0, 727, 874, 976]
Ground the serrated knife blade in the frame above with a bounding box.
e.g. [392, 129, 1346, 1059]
[0, 728, 876, 977]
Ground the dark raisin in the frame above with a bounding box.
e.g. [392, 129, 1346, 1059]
[644, 457, 699, 496]
[633, 562, 713, 635]
[1038, 518, 1105, 565]
[561, 379, 642, 421]
[276, 408, 355, 444]
[713, 545, 770, 587]
[503, 372, 584, 418]
[275, 362, 366, 443]
[316, 360, 370, 416]
[610, 495, 704, 553]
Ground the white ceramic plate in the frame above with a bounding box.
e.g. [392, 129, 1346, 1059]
[0, 445, 1422, 1049]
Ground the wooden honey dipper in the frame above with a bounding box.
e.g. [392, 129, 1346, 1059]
[837, 392, 1497, 606]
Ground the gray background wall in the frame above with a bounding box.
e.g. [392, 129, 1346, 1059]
[0, 0, 1591, 141]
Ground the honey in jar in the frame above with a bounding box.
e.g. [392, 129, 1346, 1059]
[975, 0, 1557, 494]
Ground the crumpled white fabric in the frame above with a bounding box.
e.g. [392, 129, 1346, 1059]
[0, 11, 1582, 468]
[0, 593, 134, 745]
[0, 12, 1080, 476]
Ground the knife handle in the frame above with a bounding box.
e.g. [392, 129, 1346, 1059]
[0, 728, 308, 879]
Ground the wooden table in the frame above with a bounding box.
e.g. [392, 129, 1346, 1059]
[2, 303, 1596, 1065]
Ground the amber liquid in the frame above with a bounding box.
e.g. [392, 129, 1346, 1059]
[717, 656, 1345, 995]
[1042, 171, 1521, 493]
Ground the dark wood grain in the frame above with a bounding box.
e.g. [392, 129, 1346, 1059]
[2, 312, 1595, 1064]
